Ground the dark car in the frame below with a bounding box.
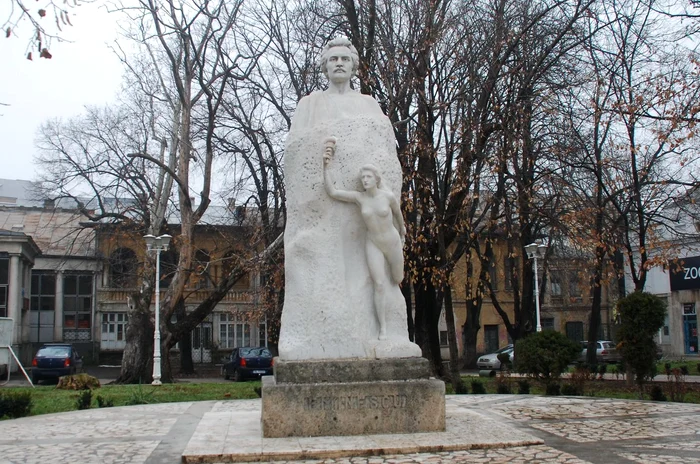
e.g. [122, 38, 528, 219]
[31, 344, 83, 384]
[221, 347, 273, 381]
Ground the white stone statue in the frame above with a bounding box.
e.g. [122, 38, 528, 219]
[278, 37, 421, 360]
[322, 141, 406, 340]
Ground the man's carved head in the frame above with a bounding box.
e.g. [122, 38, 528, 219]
[319, 36, 360, 78]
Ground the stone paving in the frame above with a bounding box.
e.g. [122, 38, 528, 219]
[0, 395, 699, 463]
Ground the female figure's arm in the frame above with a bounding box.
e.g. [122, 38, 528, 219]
[323, 138, 361, 203]
[389, 193, 406, 243]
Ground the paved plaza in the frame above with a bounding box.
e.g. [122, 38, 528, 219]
[0, 394, 699, 463]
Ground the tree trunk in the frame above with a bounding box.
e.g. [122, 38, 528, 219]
[587, 244, 606, 365]
[177, 298, 195, 375]
[414, 279, 443, 376]
[402, 282, 415, 341]
[115, 301, 154, 384]
[444, 287, 466, 393]
[461, 258, 484, 369]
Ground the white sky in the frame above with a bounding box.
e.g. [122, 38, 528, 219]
[0, 3, 123, 181]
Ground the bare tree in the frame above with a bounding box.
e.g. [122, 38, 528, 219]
[36, 0, 283, 383]
[3, 0, 87, 59]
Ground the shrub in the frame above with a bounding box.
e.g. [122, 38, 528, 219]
[125, 384, 155, 405]
[471, 380, 486, 394]
[96, 395, 114, 408]
[649, 385, 667, 401]
[561, 383, 581, 396]
[56, 374, 101, 390]
[597, 364, 607, 380]
[616, 292, 666, 395]
[667, 368, 687, 402]
[697, 363, 700, 375]
[453, 381, 468, 395]
[517, 380, 531, 394]
[680, 365, 689, 376]
[495, 373, 512, 394]
[545, 382, 561, 396]
[496, 352, 512, 371]
[0, 390, 33, 418]
[569, 366, 592, 395]
[75, 390, 92, 410]
[496, 383, 511, 394]
[515, 331, 581, 388]
[610, 365, 620, 379]
[664, 362, 672, 376]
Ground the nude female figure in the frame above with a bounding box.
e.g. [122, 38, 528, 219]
[322, 138, 406, 340]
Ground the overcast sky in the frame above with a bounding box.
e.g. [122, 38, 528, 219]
[0, 3, 123, 182]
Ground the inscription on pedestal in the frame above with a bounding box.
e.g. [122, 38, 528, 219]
[303, 394, 408, 411]
[262, 375, 445, 437]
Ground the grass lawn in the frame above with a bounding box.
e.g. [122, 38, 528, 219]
[448, 374, 700, 403]
[657, 359, 700, 375]
[2, 367, 700, 420]
[1, 381, 262, 418]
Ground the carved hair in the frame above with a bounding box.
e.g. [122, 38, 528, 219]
[319, 36, 360, 78]
[359, 164, 382, 187]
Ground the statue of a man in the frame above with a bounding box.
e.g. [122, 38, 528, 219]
[278, 37, 421, 361]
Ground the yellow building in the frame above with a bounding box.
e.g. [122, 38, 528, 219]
[450, 240, 617, 361]
[95, 221, 270, 364]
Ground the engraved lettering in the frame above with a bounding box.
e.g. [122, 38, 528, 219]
[302, 394, 409, 411]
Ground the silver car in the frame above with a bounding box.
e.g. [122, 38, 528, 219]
[477, 344, 514, 370]
[578, 340, 622, 364]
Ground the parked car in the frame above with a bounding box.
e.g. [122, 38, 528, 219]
[221, 347, 274, 381]
[578, 340, 621, 364]
[31, 344, 83, 384]
[477, 344, 514, 371]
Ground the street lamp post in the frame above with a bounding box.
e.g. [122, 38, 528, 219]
[524, 242, 548, 332]
[144, 234, 172, 386]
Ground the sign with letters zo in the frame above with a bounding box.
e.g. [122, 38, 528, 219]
[669, 255, 700, 291]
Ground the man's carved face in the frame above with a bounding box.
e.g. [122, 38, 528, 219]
[325, 47, 353, 83]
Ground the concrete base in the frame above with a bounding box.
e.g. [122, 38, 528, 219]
[261, 358, 446, 438]
[182, 397, 545, 463]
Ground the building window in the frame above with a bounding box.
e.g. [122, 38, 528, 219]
[258, 321, 267, 346]
[0, 258, 8, 318]
[550, 272, 562, 298]
[568, 272, 582, 302]
[63, 274, 93, 341]
[101, 312, 128, 350]
[109, 248, 138, 288]
[488, 261, 498, 291]
[159, 248, 179, 288]
[565, 321, 584, 342]
[221, 250, 250, 290]
[219, 312, 251, 349]
[484, 325, 499, 353]
[194, 249, 212, 289]
[30, 271, 56, 343]
[504, 257, 518, 291]
[541, 317, 555, 331]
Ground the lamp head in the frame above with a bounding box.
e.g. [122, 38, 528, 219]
[143, 234, 156, 250]
[524, 242, 538, 259]
[159, 234, 172, 250]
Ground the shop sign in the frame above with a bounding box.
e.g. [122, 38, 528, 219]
[669, 255, 700, 291]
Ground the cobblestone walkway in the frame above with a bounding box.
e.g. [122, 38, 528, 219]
[0, 396, 698, 463]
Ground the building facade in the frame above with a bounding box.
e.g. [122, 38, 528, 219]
[0, 179, 269, 371]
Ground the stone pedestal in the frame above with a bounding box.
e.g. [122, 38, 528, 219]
[261, 358, 445, 438]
